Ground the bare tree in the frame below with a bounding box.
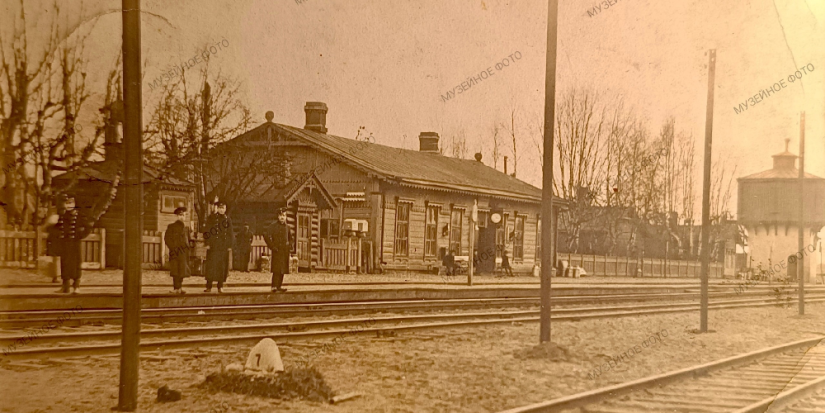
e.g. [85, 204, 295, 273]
[1, 1, 113, 231]
[144, 65, 292, 226]
[490, 121, 502, 169]
[553, 88, 609, 252]
[504, 108, 519, 177]
[598, 99, 640, 254]
[448, 129, 468, 159]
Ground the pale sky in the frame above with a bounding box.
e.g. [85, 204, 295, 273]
[4, 0, 824, 216]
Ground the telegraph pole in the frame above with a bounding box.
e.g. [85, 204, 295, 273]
[468, 200, 477, 286]
[798, 111, 805, 315]
[699, 49, 716, 333]
[117, 0, 143, 410]
[540, 0, 559, 343]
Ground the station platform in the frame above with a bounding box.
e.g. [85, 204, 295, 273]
[0, 267, 765, 312]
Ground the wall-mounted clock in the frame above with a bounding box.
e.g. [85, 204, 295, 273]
[490, 213, 502, 224]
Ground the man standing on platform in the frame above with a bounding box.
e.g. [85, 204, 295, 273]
[204, 202, 234, 293]
[165, 207, 192, 294]
[442, 249, 456, 276]
[264, 208, 292, 293]
[54, 194, 94, 294]
[234, 224, 254, 272]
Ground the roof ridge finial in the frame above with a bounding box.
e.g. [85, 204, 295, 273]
[785, 138, 790, 152]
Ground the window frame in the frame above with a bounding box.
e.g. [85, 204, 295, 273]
[449, 207, 465, 255]
[394, 201, 411, 257]
[477, 210, 489, 228]
[514, 214, 525, 260]
[424, 204, 440, 257]
[496, 213, 509, 259]
[160, 194, 188, 214]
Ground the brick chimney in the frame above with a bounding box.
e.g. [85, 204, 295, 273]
[102, 97, 124, 161]
[304, 102, 328, 134]
[418, 132, 440, 153]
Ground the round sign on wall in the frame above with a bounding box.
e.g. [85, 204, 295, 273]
[490, 213, 502, 224]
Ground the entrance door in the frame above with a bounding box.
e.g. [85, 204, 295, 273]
[296, 213, 311, 267]
[477, 226, 496, 273]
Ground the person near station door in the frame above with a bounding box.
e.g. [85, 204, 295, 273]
[501, 250, 514, 277]
[165, 207, 192, 294]
[443, 249, 457, 276]
[54, 194, 95, 294]
[204, 202, 234, 293]
[264, 208, 293, 293]
[234, 224, 254, 272]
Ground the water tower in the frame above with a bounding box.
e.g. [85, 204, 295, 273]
[737, 140, 825, 282]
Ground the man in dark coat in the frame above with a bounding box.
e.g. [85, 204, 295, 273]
[54, 194, 94, 294]
[501, 250, 514, 277]
[442, 249, 456, 276]
[264, 208, 293, 292]
[165, 207, 192, 294]
[234, 225, 254, 272]
[204, 202, 234, 293]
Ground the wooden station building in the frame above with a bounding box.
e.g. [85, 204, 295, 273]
[226, 102, 563, 274]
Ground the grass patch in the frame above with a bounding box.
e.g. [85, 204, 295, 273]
[200, 367, 335, 402]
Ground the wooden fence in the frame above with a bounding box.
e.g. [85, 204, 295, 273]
[0, 228, 106, 269]
[559, 252, 725, 278]
[249, 235, 269, 271]
[1, 228, 169, 270]
[320, 238, 362, 272]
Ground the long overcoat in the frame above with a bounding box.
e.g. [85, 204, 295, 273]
[264, 220, 293, 275]
[204, 213, 234, 282]
[165, 220, 192, 279]
[55, 210, 94, 280]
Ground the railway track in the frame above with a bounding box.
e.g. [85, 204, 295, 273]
[499, 336, 825, 413]
[3, 293, 823, 361]
[2, 287, 819, 328]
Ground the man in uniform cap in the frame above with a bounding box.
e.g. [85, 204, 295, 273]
[54, 194, 94, 293]
[204, 201, 234, 293]
[165, 207, 192, 294]
[264, 207, 293, 292]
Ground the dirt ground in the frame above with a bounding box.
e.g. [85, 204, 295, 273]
[1, 302, 822, 413]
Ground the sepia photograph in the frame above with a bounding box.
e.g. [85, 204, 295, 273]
[0, 0, 824, 411]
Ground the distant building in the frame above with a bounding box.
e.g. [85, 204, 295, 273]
[224, 102, 565, 274]
[53, 102, 195, 269]
[737, 139, 825, 281]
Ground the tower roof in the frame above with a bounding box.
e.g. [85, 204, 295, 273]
[740, 139, 823, 181]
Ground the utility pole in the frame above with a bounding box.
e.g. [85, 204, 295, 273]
[798, 111, 805, 315]
[699, 49, 716, 333]
[468, 199, 477, 286]
[540, 0, 559, 343]
[117, 0, 143, 410]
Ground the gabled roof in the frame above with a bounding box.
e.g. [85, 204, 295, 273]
[244, 171, 337, 210]
[231, 122, 552, 204]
